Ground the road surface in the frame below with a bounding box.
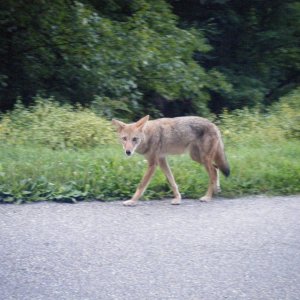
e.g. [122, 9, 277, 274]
[0, 196, 300, 300]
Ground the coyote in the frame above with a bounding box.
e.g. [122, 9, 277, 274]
[112, 115, 230, 206]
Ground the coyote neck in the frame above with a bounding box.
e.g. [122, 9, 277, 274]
[136, 128, 153, 156]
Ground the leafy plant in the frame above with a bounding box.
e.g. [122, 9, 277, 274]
[0, 97, 117, 149]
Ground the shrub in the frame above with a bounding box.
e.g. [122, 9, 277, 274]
[270, 88, 300, 139]
[218, 88, 300, 147]
[0, 97, 117, 149]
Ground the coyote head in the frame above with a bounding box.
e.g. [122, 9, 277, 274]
[112, 115, 149, 156]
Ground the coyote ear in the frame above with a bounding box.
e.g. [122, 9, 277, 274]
[135, 115, 149, 130]
[112, 119, 126, 132]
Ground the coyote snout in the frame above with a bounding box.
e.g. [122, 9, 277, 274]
[112, 115, 230, 206]
[123, 137, 140, 156]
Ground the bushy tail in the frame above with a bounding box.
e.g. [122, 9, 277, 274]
[215, 142, 230, 177]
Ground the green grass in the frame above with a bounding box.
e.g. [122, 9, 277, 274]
[0, 91, 299, 203]
[0, 140, 299, 203]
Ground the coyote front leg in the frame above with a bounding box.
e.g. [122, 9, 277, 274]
[123, 162, 157, 206]
[158, 157, 181, 205]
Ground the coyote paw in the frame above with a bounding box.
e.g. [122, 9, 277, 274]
[171, 198, 181, 205]
[123, 199, 138, 206]
[200, 195, 212, 202]
[214, 186, 221, 194]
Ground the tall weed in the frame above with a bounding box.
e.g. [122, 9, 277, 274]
[0, 97, 117, 149]
[219, 88, 300, 147]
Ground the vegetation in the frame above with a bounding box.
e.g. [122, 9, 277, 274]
[0, 90, 299, 203]
[1, 0, 299, 117]
[0, 97, 116, 149]
[171, 0, 300, 112]
[0, 1, 299, 202]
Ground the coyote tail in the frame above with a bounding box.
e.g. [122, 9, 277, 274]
[215, 140, 230, 177]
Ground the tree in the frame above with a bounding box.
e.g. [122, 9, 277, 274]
[1, 0, 230, 118]
[170, 0, 300, 112]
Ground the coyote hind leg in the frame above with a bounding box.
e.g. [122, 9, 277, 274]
[189, 144, 218, 202]
[200, 161, 218, 202]
[213, 166, 221, 194]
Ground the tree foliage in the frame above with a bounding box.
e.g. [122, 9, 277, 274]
[0, 0, 299, 117]
[170, 0, 300, 112]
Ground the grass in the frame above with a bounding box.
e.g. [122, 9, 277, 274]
[0, 91, 299, 203]
[0, 140, 299, 203]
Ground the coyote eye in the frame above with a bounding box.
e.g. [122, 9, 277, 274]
[132, 137, 138, 142]
[122, 136, 127, 141]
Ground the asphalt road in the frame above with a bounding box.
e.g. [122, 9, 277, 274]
[0, 196, 300, 300]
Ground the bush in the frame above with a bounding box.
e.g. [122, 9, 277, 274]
[0, 97, 117, 149]
[270, 88, 300, 139]
[218, 88, 300, 147]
